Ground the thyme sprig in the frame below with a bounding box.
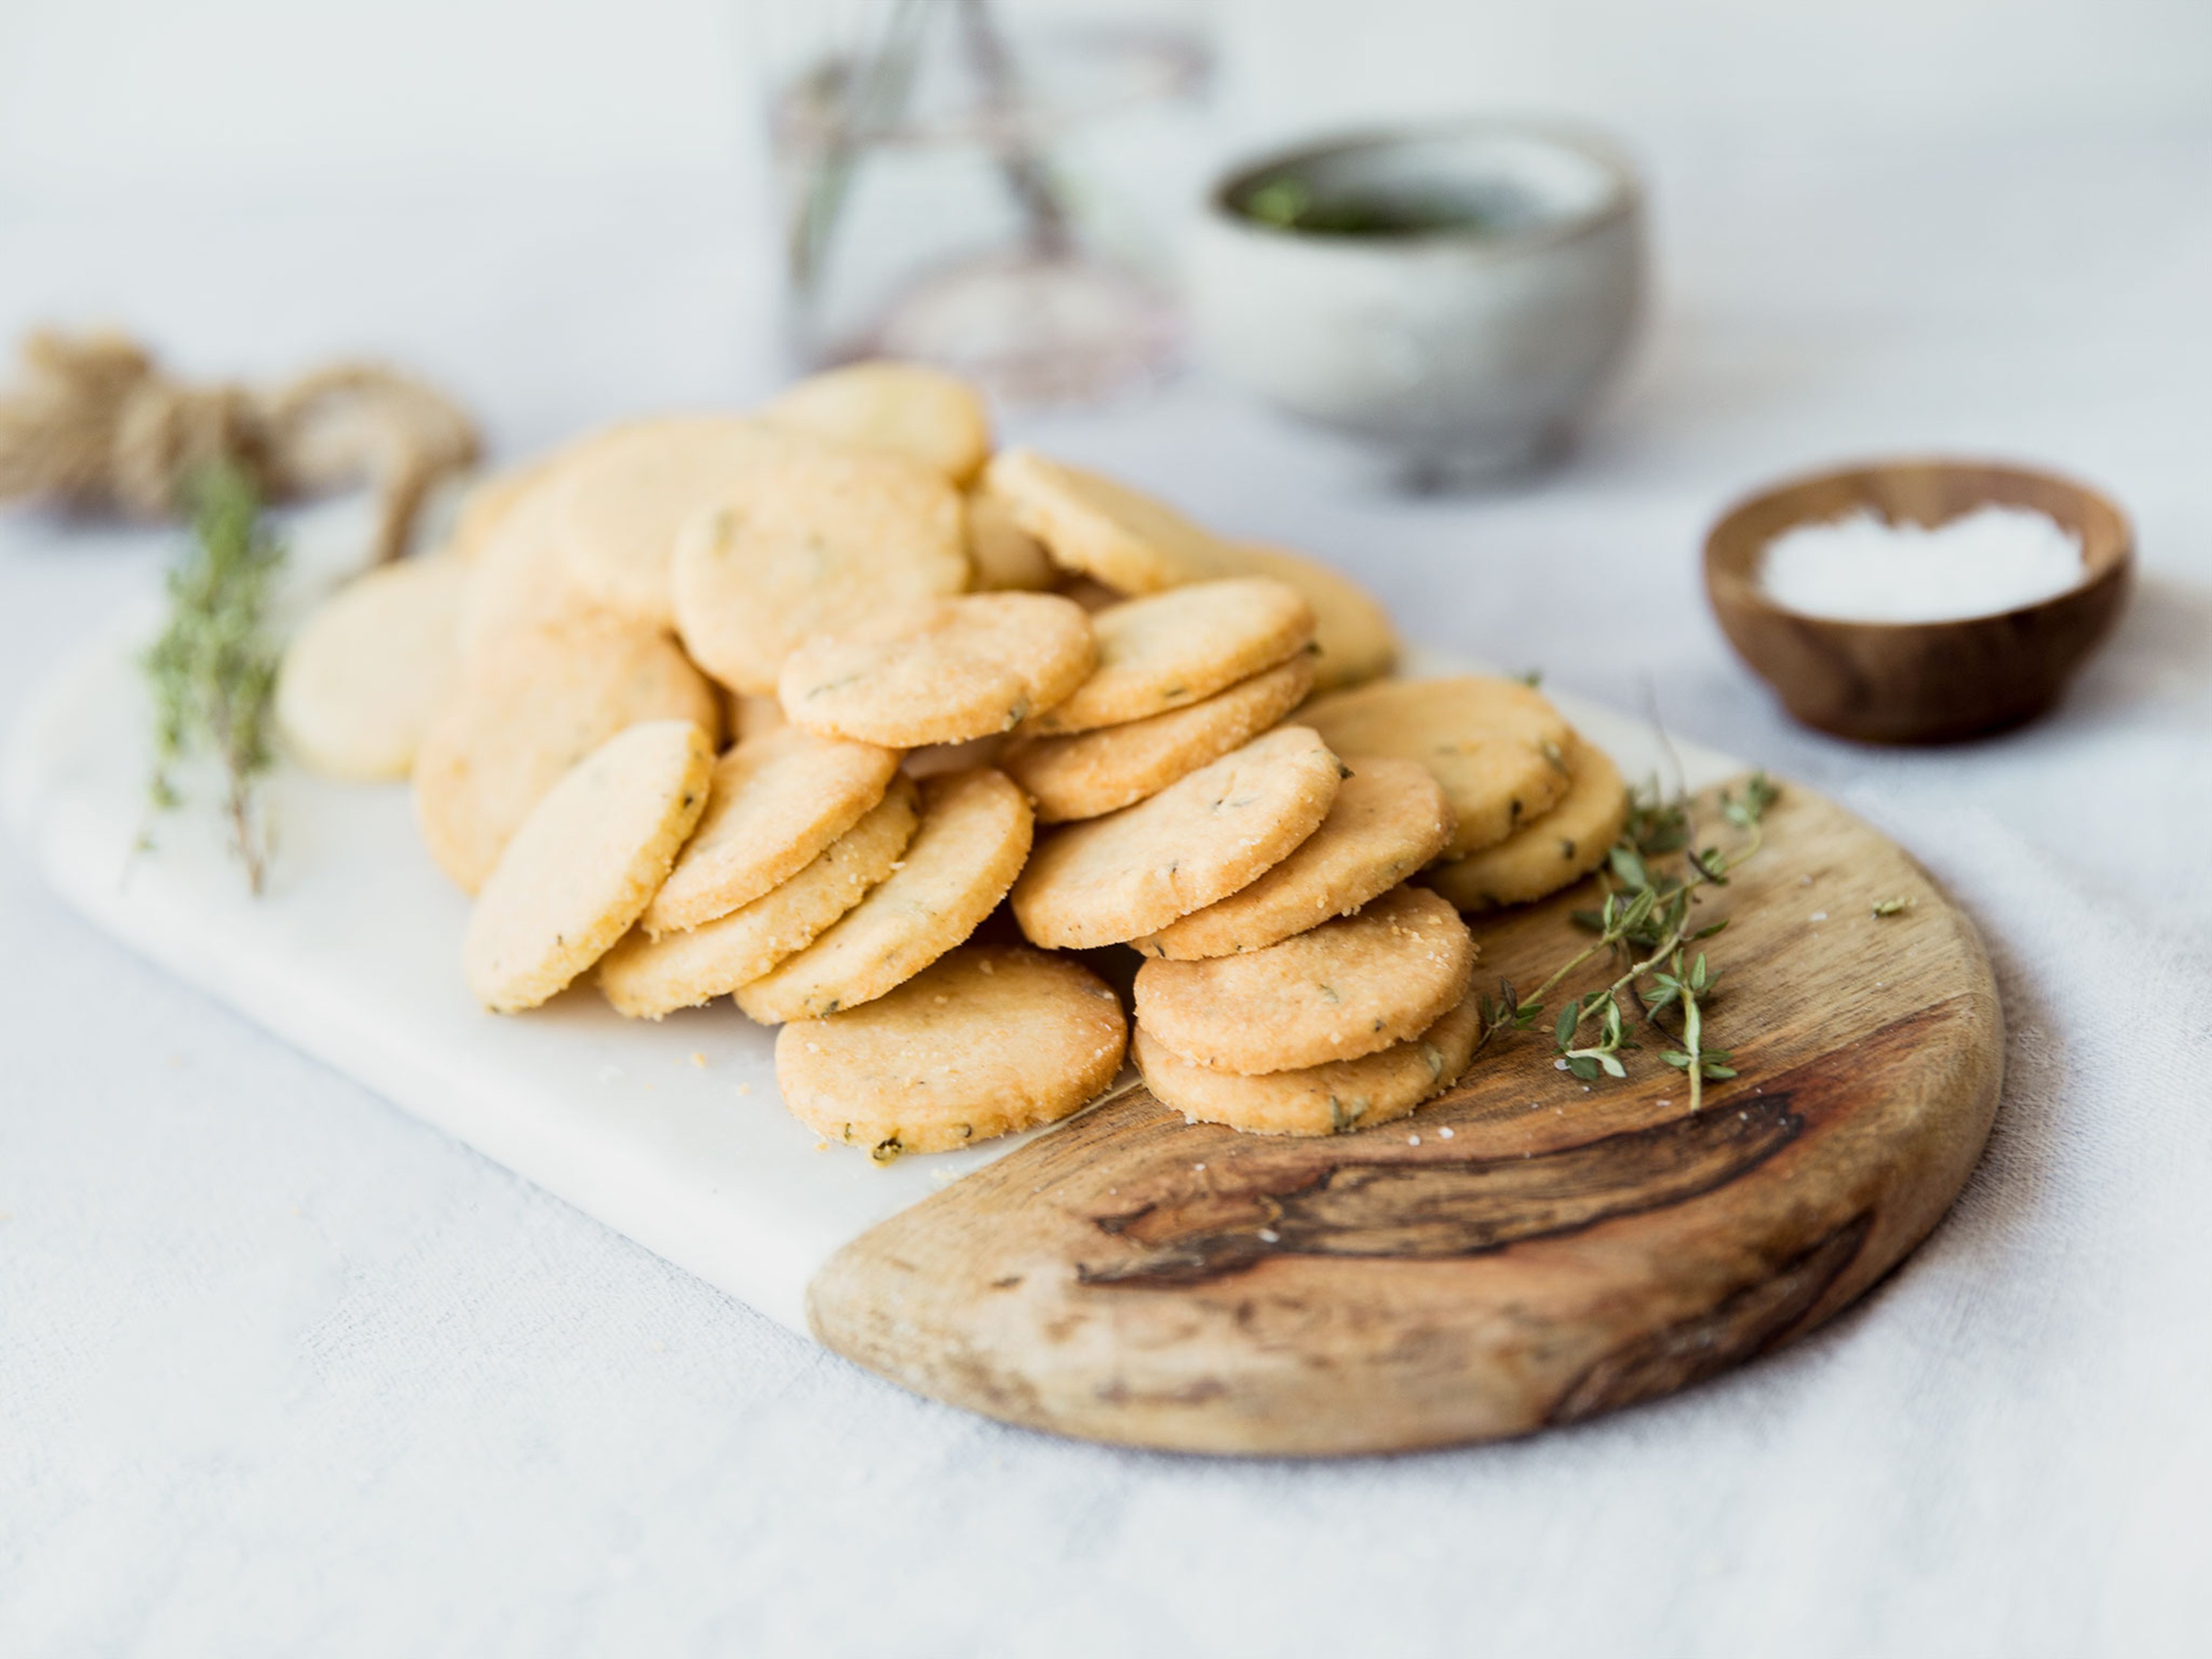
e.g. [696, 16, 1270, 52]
[1475, 771, 1779, 1112]
[140, 463, 286, 893]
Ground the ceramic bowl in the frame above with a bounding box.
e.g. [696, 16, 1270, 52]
[1704, 459, 2134, 744]
[1187, 120, 1645, 480]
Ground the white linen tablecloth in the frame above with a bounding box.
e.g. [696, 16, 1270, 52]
[3, 128, 2210, 1657]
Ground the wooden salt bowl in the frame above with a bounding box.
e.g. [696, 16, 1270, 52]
[1704, 459, 2133, 743]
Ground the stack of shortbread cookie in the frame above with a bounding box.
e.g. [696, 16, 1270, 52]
[275, 357, 1628, 1154]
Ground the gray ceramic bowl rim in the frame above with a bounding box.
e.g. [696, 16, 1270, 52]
[1205, 118, 1643, 260]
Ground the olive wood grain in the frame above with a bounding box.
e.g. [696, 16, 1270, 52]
[808, 777, 2002, 1455]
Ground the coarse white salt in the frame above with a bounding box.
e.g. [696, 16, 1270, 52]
[1758, 505, 2084, 623]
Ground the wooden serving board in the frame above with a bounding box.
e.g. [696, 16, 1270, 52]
[7, 517, 2001, 1456]
[812, 780, 2003, 1454]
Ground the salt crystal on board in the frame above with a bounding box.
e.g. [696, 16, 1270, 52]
[1758, 505, 2084, 622]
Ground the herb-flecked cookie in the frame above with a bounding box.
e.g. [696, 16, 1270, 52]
[1425, 734, 1628, 911]
[414, 615, 722, 892]
[278, 554, 466, 782]
[1134, 988, 1481, 1137]
[1014, 576, 1315, 736]
[642, 725, 900, 935]
[462, 720, 714, 1012]
[598, 775, 919, 1018]
[760, 360, 992, 486]
[999, 654, 1314, 823]
[1212, 540, 1399, 693]
[734, 767, 1033, 1022]
[1131, 755, 1453, 959]
[1134, 885, 1475, 1073]
[1302, 675, 1573, 859]
[670, 442, 968, 694]
[777, 944, 1127, 1162]
[983, 449, 1234, 594]
[1010, 724, 1342, 950]
[546, 415, 797, 630]
[777, 592, 1094, 747]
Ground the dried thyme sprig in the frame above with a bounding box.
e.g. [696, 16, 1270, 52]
[1474, 771, 1779, 1111]
[141, 462, 285, 892]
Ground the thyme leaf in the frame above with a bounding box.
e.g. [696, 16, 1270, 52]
[139, 462, 285, 893]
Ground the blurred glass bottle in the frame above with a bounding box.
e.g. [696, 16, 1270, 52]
[751, 0, 1213, 404]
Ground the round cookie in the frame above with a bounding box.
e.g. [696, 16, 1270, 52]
[1134, 885, 1475, 1074]
[1214, 541, 1399, 693]
[670, 442, 968, 694]
[1135, 988, 1482, 1137]
[462, 719, 714, 1013]
[598, 774, 919, 1018]
[734, 767, 1033, 1023]
[456, 465, 605, 664]
[1010, 724, 1342, 950]
[1302, 675, 1573, 859]
[445, 458, 558, 563]
[777, 592, 1094, 747]
[777, 944, 1127, 1162]
[1015, 576, 1315, 736]
[414, 615, 722, 893]
[983, 449, 1233, 594]
[760, 360, 992, 486]
[999, 653, 1315, 823]
[642, 725, 900, 935]
[964, 485, 1056, 592]
[1425, 734, 1629, 912]
[277, 554, 466, 782]
[547, 415, 798, 630]
[1131, 755, 1454, 959]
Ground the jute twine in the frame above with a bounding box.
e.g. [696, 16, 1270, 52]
[0, 328, 480, 563]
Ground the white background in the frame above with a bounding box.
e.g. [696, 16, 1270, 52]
[5, 3, 2212, 1656]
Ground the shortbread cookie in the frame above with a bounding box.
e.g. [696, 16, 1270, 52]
[1302, 675, 1572, 859]
[414, 615, 722, 892]
[734, 768, 1033, 1022]
[1010, 724, 1342, 950]
[547, 415, 796, 630]
[1135, 885, 1475, 1074]
[964, 486, 1056, 591]
[983, 449, 1233, 594]
[1015, 576, 1315, 736]
[456, 465, 605, 663]
[777, 592, 1094, 747]
[761, 360, 992, 486]
[1214, 541, 1398, 692]
[1132, 755, 1453, 959]
[777, 944, 1127, 1161]
[278, 554, 466, 781]
[445, 459, 559, 563]
[642, 725, 900, 934]
[1425, 735, 1629, 911]
[598, 775, 918, 1018]
[462, 720, 714, 1012]
[670, 443, 968, 693]
[1136, 988, 1481, 1137]
[999, 654, 1314, 823]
